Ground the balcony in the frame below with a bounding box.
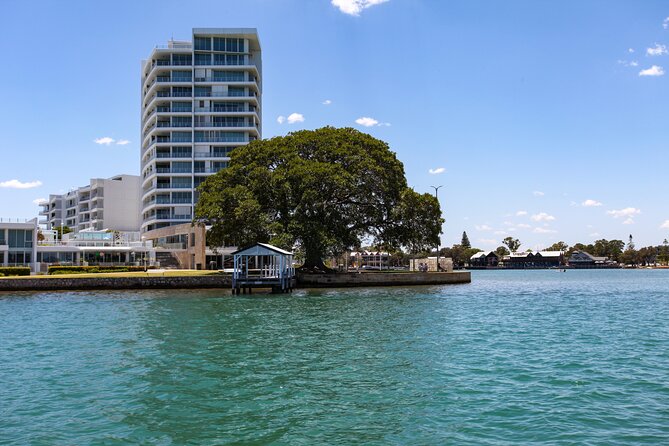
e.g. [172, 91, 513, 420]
[156, 183, 192, 189]
[194, 76, 253, 83]
[193, 91, 256, 98]
[156, 152, 192, 159]
[194, 121, 255, 128]
[194, 152, 232, 158]
[153, 214, 193, 221]
[194, 167, 226, 174]
[194, 106, 256, 113]
[156, 168, 192, 174]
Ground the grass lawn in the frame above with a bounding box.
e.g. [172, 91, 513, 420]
[1, 270, 229, 280]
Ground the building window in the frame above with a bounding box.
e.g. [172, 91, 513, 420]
[194, 53, 211, 66]
[171, 71, 192, 81]
[8, 229, 32, 248]
[194, 37, 211, 51]
[172, 54, 192, 66]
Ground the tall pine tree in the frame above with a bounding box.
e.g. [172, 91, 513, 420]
[461, 231, 471, 249]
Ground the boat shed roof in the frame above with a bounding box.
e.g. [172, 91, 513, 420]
[231, 242, 293, 257]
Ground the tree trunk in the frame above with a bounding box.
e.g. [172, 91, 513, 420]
[299, 246, 334, 273]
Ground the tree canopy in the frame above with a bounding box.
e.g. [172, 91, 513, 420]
[196, 127, 443, 270]
[502, 236, 521, 253]
[461, 231, 471, 249]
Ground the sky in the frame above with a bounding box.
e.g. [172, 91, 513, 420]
[0, 0, 668, 250]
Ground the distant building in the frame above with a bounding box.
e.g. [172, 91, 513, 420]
[39, 175, 141, 233]
[568, 250, 617, 268]
[502, 251, 564, 268]
[349, 251, 390, 269]
[469, 251, 499, 268]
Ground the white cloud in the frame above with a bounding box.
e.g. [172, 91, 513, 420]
[494, 230, 507, 235]
[32, 198, 47, 205]
[531, 212, 556, 222]
[618, 60, 638, 67]
[660, 220, 669, 229]
[582, 199, 602, 207]
[94, 136, 115, 145]
[116, 139, 130, 146]
[589, 232, 600, 237]
[664, 17, 669, 29]
[322, 99, 332, 105]
[517, 223, 532, 229]
[475, 224, 492, 231]
[623, 218, 635, 225]
[331, 0, 389, 16]
[533, 227, 557, 234]
[478, 238, 497, 245]
[533, 190, 545, 197]
[628, 48, 635, 53]
[639, 65, 664, 76]
[607, 207, 641, 219]
[429, 167, 445, 175]
[287, 113, 305, 124]
[516, 210, 528, 216]
[355, 116, 379, 127]
[0, 179, 43, 189]
[646, 43, 668, 56]
[277, 116, 286, 124]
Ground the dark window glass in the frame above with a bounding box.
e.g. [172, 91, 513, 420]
[194, 37, 211, 51]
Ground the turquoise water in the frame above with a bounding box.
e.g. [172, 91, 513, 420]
[1, 270, 669, 445]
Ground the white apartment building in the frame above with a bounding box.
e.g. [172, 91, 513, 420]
[140, 28, 262, 233]
[39, 174, 141, 233]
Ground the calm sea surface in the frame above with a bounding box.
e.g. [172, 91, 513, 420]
[1, 270, 669, 445]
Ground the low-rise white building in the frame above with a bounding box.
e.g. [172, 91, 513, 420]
[0, 218, 38, 271]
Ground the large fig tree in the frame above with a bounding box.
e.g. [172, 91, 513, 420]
[196, 127, 443, 271]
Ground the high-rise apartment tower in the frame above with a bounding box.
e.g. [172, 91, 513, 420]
[140, 28, 261, 233]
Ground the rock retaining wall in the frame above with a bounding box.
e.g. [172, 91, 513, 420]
[0, 275, 232, 292]
[297, 271, 471, 287]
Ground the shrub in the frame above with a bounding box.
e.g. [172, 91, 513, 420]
[47, 265, 156, 275]
[0, 267, 31, 276]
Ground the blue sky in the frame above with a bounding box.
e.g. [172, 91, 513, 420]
[1, 0, 668, 250]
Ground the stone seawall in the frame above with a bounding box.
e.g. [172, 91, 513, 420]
[0, 276, 232, 292]
[0, 271, 471, 292]
[297, 271, 471, 288]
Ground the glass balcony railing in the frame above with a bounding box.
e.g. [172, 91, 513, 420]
[194, 121, 255, 128]
[156, 168, 192, 174]
[194, 152, 231, 158]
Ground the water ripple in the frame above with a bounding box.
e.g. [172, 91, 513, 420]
[1, 270, 668, 444]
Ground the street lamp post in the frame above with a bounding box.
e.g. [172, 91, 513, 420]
[430, 185, 443, 272]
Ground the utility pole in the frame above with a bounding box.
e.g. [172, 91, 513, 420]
[430, 185, 443, 272]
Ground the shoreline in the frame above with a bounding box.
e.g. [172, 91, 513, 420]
[0, 271, 471, 292]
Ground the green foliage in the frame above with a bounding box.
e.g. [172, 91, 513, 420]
[54, 226, 73, 238]
[592, 239, 625, 261]
[0, 267, 31, 276]
[461, 231, 471, 249]
[196, 127, 442, 268]
[545, 241, 568, 252]
[495, 246, 510, 256]
[47, 266, 154, 275]
[440, 245, 481, 267]
[502, 237, 521, 253]
[383, 188, 444, 254]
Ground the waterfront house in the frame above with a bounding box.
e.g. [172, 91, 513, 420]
[502, 251, 564, 268]
[568, 250, 616, 268]
[469, 251, 499, 267]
